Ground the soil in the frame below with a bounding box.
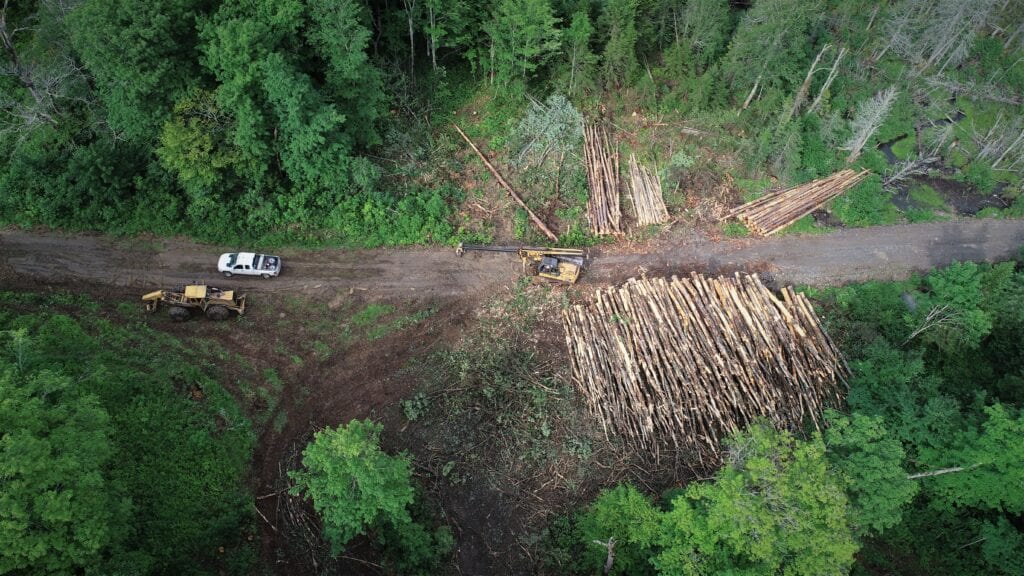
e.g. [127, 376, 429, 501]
[4, 219, 1022, 297]
[3, 219, 1024, 575]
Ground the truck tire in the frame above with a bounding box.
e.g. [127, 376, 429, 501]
[223, 271, 233, 278]
[168, 306, 191, 322]
[205, 305, 230, 321]
[262, 273, 271, 279]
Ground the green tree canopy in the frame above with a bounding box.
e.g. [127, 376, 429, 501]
[599, 0, 639, 88]
[655, 424, 858, 576]
[0, 331, 130, 575]
[721, 0, 822, 101]
[69, 0, 211, 142]
[577, 484, 661, 575]
[824, 411, 918, 536]
[486, 0, 561, 89]
[289, 419, 416, 552]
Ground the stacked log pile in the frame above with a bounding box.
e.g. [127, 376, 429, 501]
[584, 123, 622, 235]
[628, 154, 670, 226]
[722, 168, 870, 236]
[562, 273, 847, 455]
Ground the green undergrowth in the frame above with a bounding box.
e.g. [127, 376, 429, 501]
[779, 214, 831, 235]
[400, 281, 598, 505]
[0, 290, 257, 574]
[830, 175, 901, 228]
[721, 221, 750, 237]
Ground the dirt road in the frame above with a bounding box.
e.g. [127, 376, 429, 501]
[3, 219, 1022, 296]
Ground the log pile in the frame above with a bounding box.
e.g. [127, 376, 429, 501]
[562, 273, 847, 455]
[722, 168, 870, 236]
[627, 154, 670, 226]
[584, 123, 622, 235]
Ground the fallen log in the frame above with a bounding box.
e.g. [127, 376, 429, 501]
[453, 123, 558, 242]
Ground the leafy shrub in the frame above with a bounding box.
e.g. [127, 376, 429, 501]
[0, 304, 256, 575]
[798, 114, 837, 179]
[289, 420, 452, 570]
[290, 420, 415, 551]
[959, 160, 996, 194]
[577, 485, 660, 575]
[830, 175, 900, 227]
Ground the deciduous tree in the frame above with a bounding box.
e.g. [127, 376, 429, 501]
[0, 331, 129, 575]
[289, 420, 415, 551]
[824, 412, 917, 536]
[656, 424, 859, 576]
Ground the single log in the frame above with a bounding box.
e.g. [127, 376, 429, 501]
[453, 123, 558, 242]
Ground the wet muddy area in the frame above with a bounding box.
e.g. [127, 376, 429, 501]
[891, 175, 1009, 215]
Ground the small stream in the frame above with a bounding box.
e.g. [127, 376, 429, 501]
[875, 108, 1004, 216]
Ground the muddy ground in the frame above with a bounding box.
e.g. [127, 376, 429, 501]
[4, 218, 1023, 297]
[2, 219, 1023, 575]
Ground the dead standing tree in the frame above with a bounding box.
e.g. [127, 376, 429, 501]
[842, 86, 898, 163]
[584, 122, 622, 235]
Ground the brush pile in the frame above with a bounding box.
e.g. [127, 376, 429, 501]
[722, 168, 869, 236]
[562, 273, 847, 455]
[627, 154, 670, 226]
[584, 123, 622, 235]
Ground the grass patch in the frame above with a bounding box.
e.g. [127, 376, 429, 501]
[272, 410, 288, 433]
[734, 177, 773, 202]
[311, 339, 332, 360]
[830, 175, 901, 227]
[351, 303, 397, 327]
[366, 307, 437, 340]
[890, 135, 917, 161]
[908, 184, 947, 211]
[904, 207, 947, 223]
[721, 221, 750, 237]
[779, 214, 830, 235]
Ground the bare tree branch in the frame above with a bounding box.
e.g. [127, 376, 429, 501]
[842, 86, 898, 163]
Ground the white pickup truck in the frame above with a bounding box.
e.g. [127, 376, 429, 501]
[218, 252, 282, 278]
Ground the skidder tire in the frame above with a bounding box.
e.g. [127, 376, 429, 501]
[205, 305, 230, 321]
[168, 306, 191, 322]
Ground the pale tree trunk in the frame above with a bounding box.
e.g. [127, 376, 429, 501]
[402, 0, 417, 85]
[781, 44, 830, 126]
[808, 46, 847, 114]
[592, 538, 616, 575]
[741, 74, 761, 112]
[907, 462, 983, 480]
[569, 44, 577, 95]
[428, 4, 437, 70]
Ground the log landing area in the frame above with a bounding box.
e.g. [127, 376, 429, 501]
[562, 273, 848, 457]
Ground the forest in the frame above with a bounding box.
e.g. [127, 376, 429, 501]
[2, 0, 1024, 574]
[1, 0, 1022, 244]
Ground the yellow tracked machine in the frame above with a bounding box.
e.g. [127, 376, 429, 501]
[455, 243, 585, 284]
[142, 284, 246, 321]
